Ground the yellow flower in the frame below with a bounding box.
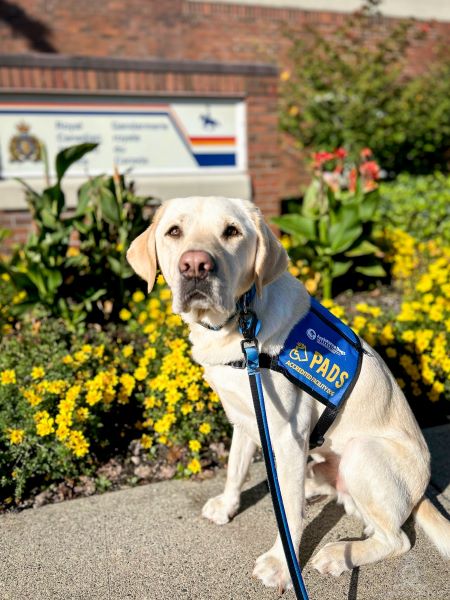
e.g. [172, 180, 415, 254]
[134, 366, 148, 381]
[46, 380, 67, 395]
[355, 302, 370, 313]
[416, 275, 433, 293]
[86, 388, 102, 406]
[74, 350, 88, 363]
[160, 289, 172, 302]
[415, 329, 434, 352]
[1, 369, 16, 385]
[66, 430, 89, 457]
[280, 69, 291, 81]
[22, 388, 42, 406]
[156, 274, 165, 285]
[181, 403, 193, 415]
[94, 345, 105, 359]
[132, 290, 145, 303]
[56, 423, 70, 441]
[36, 416, 55, 437]
[1, 273, 10, 281]
[76, 407, 89, 421]
[187, 458, 201, 474]
[189, 440, 201, 453]
[119, 308, 132, 321]
[141, 434, 153, 449]
[122, 345, 134, 358]
[66, 246, 80, 257]
[62, 354, 74, 365]
[144, 396, 156, 409]
[199, 422, 211, 435]
[119, 373, 135, 396]
[380, 324, 394, 345]
[352, 316, 367, 333]
[8, 428, 25, 444]
[401, 330, 415, 343]
[386, 347, 397, 358]
[31, 366, 45, 380]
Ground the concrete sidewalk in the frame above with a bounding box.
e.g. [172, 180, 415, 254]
[1, 426, 449, 600]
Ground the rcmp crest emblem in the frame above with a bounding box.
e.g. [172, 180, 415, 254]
[9, 122, 42, 162]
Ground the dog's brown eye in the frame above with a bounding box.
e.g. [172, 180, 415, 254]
[223, 225, 241, 239]
[166, 225, 182, 238]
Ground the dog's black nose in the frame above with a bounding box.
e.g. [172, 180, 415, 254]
[179, 250, 215, 280]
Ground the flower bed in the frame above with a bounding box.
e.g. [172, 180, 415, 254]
[0, 277, 231, 509]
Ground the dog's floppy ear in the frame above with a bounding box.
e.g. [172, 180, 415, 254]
[250, 206, 289, 296]
[127, 205, 164, 293]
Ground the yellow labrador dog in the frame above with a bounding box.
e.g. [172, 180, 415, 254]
[127, 196, 450, 590]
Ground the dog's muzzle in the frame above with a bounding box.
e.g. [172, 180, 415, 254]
[178, 250, 216, 307]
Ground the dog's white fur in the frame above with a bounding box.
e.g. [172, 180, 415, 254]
[128, 196, 450, 589]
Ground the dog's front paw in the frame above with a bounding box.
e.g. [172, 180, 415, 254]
[253, 551, 292, 593]
[201, 493, 239, 525]
[311, 542, 350, 576]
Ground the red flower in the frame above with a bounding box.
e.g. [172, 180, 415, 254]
[334, 147, 347, 159]
[349, 167, 357, 193]
[359, 160, 380, 181]
[312, 151, 335, 169]
[360, 147, 372, 159]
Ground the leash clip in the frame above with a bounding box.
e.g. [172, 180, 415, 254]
[239, 309, 259, 341]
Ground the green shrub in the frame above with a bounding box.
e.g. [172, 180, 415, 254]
[279, 2, 450, 175]
[273, 149, 385, 299]
[0, 144, 154, 328]
[378, 173, 450, 242]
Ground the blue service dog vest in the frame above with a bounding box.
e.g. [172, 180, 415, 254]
[275, 298, 363, 409]
[230, 297, 364, 447]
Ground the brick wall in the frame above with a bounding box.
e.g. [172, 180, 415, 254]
[1, 1, 447, 65]
[0, 55, 280, 247]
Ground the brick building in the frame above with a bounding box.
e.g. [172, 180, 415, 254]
[0, 0, 449, 245]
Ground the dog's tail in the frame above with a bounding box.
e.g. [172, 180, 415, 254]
[413, 497, 450, 559]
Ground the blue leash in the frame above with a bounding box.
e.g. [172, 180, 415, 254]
[239, 305, 310, 600]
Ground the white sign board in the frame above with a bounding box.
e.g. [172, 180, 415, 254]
[0, 96, 247, 179]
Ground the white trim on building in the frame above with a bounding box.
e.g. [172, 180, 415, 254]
[188, 0, 450, 22]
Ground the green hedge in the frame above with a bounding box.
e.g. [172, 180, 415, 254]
[378, 173, 450, 243]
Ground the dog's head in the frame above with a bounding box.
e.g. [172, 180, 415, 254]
[127, 197, 288, 318]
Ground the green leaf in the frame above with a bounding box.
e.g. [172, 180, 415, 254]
[302, 179, 328, 217]
[355, 264, 387, 277]
[56, 143, 98, 183]
[40, 208, 58, 229]
[329, 224, 362, 254]
[359, 191, 380, 222]
[272, 214, 317, 241]
[107, 256, 123, 275]
[344, 240, 380, 257]
[46, 270, 63, 294]
[331, 260, 353, 278]
[100, 188, 121, 225]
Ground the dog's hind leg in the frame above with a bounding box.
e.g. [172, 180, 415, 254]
[202, 425, 257, 525]
[311, 436, 426, 576]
